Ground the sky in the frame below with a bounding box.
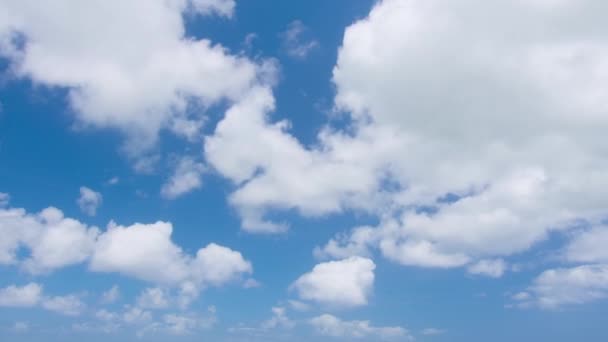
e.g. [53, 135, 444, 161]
[1, 0, 608, 341]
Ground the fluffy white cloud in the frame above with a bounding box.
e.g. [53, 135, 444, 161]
[467, 259, 507, 278]
[204, 0, 608, 278]
[565, 226, 608, 263]
[261, 306, 294, 330]
[291, 257, 375, 307]
[90, 221, 252, 290]
[0, 0, 268, 159]
[77, 187, 102, 216]
[0, 206, 99, 273]
[90, 221, 190, 283]
[161, 157, 205, 199]
[0, 283, 85, 316]
[307, 0, 608, 271]
[0, 202, 252, 302]
[310, 314, 410, 340]
[205, 87, 400, 233]
[137, 287, 170, 309]
[515, 265, 608, 309]
[42, 294, 86, 316]
[0, 283, 42, 307]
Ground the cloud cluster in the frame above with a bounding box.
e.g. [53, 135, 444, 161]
[310, 314, 411, 340]
[0, 202, 252, 302]
[0, 0, 268, 159]
[0, 283, 85, 316]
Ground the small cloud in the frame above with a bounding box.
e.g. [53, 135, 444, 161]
[77, 186, 102, 216]
[287, 300, 310, 312]
[243, 278, 261, 289]
[101, 285, 120, 304]
[42, 295, 86, 316]
[161, 157, 205, 199]
[106, 177, 120, 185]
[467, 259, 507, 278]
[422, 328, 445, 336]
[280, 20, 319, 60]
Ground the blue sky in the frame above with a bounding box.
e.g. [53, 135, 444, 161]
[1, 0, 608, 341]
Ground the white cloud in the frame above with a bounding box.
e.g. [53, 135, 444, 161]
[0, 283, 85, 316]
[280, 20, 319, 59]
[137, 287, 170, 309]
[288, 300, 310, 312]
[515, 265, 608, 309]
[291, 257, 375, 307]
[101, 285, 120, 304]
[0, 283, 42, 307]
[565, 226, 608, 263]
[77, 187, 102, 216]
[467, 259, 507, 278]
[0, 0, 268, 161]
[243, 278, 261, 289]
[161, 157, 205, 199]
[42, 295, 86, 316]
[123, 306, 153, 325]
[205, 87, 398, 233]
[310, 314, 411, 340]
[0, 206, 99, 273]
[307, 0, 608, 271]
[261, 306, 294, 330]
[90, 221, 252, 299]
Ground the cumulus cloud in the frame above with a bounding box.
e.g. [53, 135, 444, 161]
[90, 221, 252, 292]
[161, 157, 205, 199]
[203, 0, 608, 279]
[514, 265, 608, 309]
[310, 314, 411, 340]
[565, 226, 608, 263]
[261, 306, 294, 330]
[0, 202, 252, 304]
[77, 187, 103, 216]
[280, 20, 319, 59]
[0, 283, 85, 316]
[0, 206, 99, 273]
[136, 287, 170, 309]
[0, 0, 268, 160]
[0, 283, 42, 307]
[300, 0, 608, 272]
[42, 294, 86, 316]
[291, 257, 375, 307]
[467, 259, 507, 278]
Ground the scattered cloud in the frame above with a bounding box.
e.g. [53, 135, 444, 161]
[77, 187, 103, 216]
[161, 157, 205, 199]
[280, 20, 319, 59]
[291, 257, 375, 307]
[310, 314, 411, 340]
[101, 285, 120, 304]
[0, 283, 42, 307]
[467, 259, 507, 278]
[514, 265, 608, 309]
